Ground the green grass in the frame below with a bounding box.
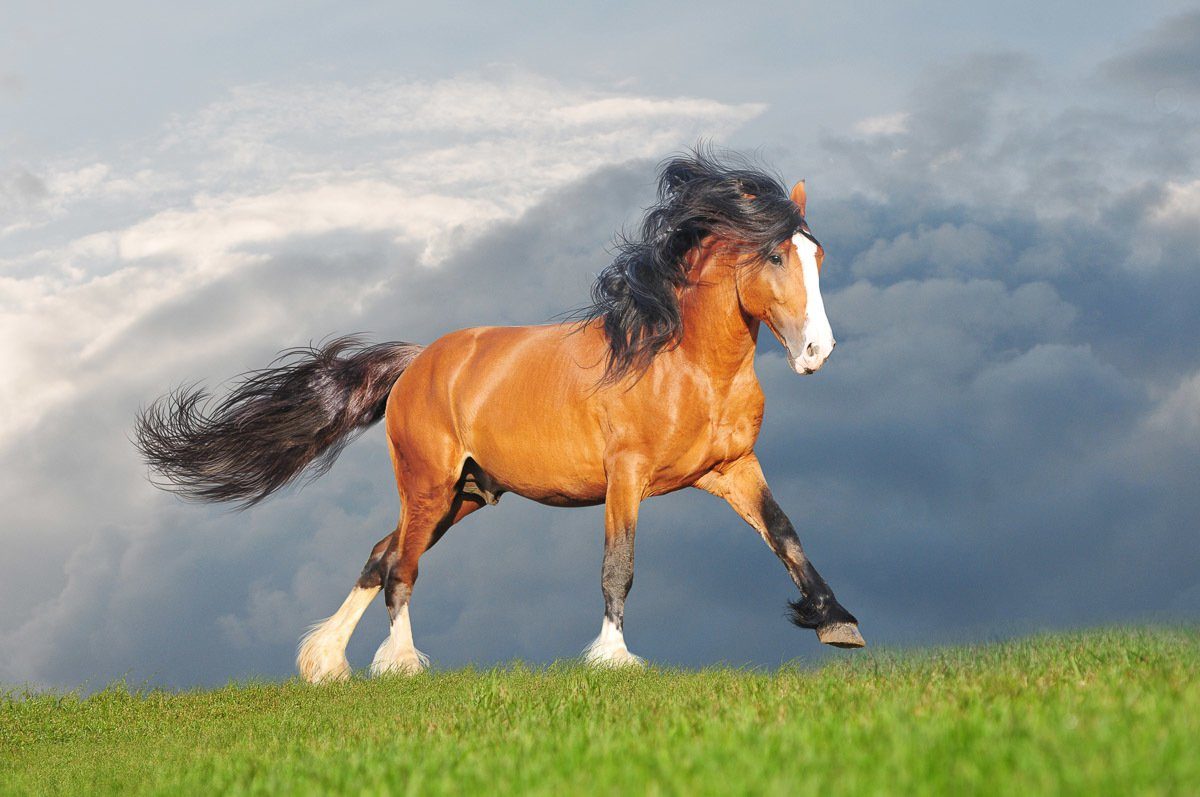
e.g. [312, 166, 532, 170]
[2, 627, 1197, 796]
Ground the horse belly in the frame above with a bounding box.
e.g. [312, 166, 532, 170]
[453, 331, 610, 506]
[468, 411, 608, 505]
[476, 431, 608, 506]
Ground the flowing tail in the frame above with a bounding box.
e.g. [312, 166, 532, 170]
[134, 336, 424, 507]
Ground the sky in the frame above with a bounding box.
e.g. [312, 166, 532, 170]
[2, 1, 1199, 690]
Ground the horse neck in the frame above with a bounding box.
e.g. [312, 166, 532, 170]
[676, 243, 760, 380]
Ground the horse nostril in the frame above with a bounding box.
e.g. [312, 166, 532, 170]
[806, 342, 819, 357]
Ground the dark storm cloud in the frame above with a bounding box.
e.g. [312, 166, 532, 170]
[0, 164, 656, 687]
[753, 44, 1200, 644]
[908, 52, 1035, 153]
[6, 20, 1200, 689]
[1101, 10, 1200, 97]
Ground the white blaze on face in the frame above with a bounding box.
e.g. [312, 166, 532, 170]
[790, 232, 836, 374]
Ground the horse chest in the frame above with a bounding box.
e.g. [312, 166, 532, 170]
[638, 379, 763, 491]
[712, 398, 764, 453]
[701, 384, 764, 462]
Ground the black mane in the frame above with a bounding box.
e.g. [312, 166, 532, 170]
[578, 147, 804, 383]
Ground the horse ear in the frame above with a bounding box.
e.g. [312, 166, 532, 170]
[790, 180, 807, 215]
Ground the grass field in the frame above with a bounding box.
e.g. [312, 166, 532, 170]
[2, 627, 1197, 795]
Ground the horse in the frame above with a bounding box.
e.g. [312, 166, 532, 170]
[135, 149, 865, 683]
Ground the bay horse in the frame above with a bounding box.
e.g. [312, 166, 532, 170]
[135, 149, 865, 683]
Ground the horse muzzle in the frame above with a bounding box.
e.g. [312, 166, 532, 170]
[788, 338, 836, 375]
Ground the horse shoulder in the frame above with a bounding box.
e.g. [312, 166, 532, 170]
[710, 368, 766, 461]
[597, 360, 764, 493]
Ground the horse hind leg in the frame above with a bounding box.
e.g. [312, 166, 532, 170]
[370, 489, 486, 676]
[297, 533, 393, 683]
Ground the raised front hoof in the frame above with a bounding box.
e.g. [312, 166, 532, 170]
[816, 622, 866, 649]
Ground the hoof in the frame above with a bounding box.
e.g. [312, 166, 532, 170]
[369, 656, 427, 677]
[298, 658, 351, 684]
[816, 622, 866, 649]
[296, 632, 352, 684]
[582, 635, 646, 668]
[370, 641, 430, 677]
[584, 647, 646, 668]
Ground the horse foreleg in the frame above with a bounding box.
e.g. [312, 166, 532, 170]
[583, 463, 646, 667]
[697, 454, 865, 649]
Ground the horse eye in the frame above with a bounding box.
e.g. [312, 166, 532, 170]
[768, 254, 783, 266]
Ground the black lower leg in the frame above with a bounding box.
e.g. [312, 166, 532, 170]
[383, 569, 412, 623]
[355, 533, 393, 590]
[601, 529, 635, 630]
[759, 488, 858, 629]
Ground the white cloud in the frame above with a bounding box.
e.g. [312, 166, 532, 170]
[0, 72, 762, 448]
[851, 111, 910, 137]
[0, 74, 761, 683]
[1149, 179, 1200, 226]
[1146, 370, 1200, 436]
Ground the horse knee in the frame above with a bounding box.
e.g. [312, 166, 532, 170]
[356, 558, 387, 590]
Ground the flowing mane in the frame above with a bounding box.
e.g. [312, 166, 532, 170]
[578, 148, 805, 382]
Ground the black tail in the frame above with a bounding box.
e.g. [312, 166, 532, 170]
[134, 336, 424, 507]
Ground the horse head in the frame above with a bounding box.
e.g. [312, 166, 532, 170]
[735, 180, 836, 375]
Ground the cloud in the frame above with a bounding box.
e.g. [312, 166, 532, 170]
[1145, 369, 1200, 438]
[0, 162, 651, 687]
[1101, 10, 1200, 97]
[0, 73, 757, 687]
[852, 112, 910, 137]
[848, 222, 1013, 280]
[0, 167, 49, 235]
[5, 19, 1200, 690]
[1148, 178, 1200, 229]
[0, 72, 759, 449]
[755, 42, 1200, 645]
[0, 73, 21, 99]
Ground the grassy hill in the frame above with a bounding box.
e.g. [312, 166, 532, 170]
[2, 627, 1197, 795]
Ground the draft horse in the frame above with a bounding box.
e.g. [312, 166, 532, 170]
[136, 149, 865, 682]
